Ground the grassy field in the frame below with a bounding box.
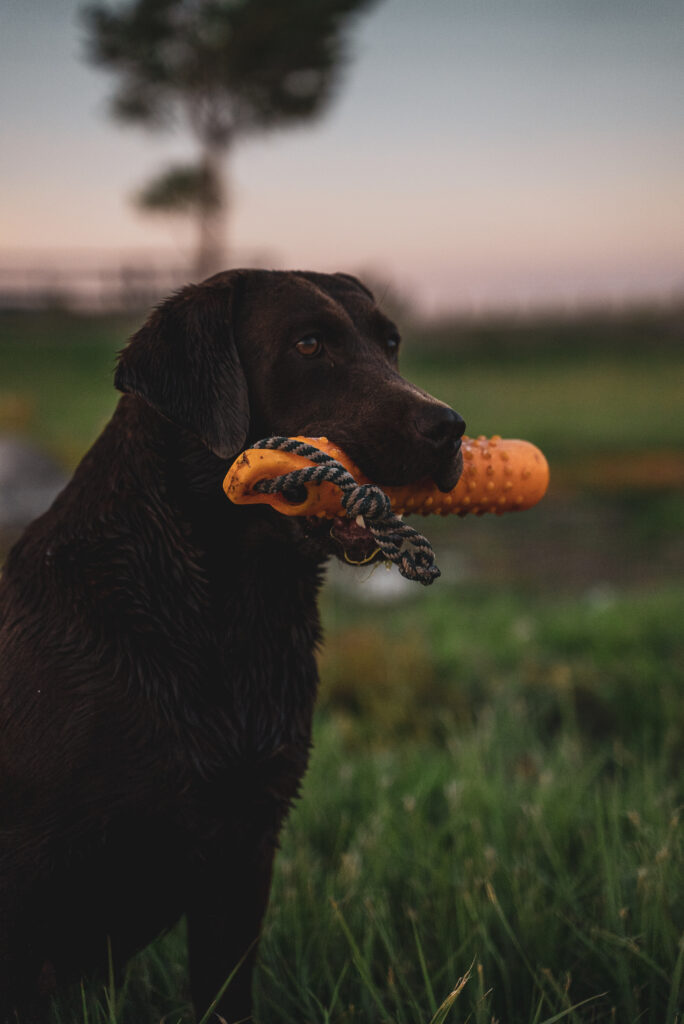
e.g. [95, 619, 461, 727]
[0, 313, 135, 467]
[1, 309, 682, 1023]
[404, 350, 684, 461]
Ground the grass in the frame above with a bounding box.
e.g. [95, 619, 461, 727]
[1, 309, 681, 1022]
[317, 582, 684, 752]
[266, 718, 681, 1023]
[0, 312, 134, 467]
[401, 351, 684, 462]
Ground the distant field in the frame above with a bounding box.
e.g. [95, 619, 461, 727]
[403, 351, 684, 461]
[0, 313, 134, 467]
[1, 309, 683, 470]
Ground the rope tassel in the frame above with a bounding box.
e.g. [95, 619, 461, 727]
[248, 438, 440, 585]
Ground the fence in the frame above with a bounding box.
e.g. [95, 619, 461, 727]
[0, 249, 273, 313]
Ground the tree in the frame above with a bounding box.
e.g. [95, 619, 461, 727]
[83, 0, 379, 277]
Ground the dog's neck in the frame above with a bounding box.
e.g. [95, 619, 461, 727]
[108, 396, 329, 582]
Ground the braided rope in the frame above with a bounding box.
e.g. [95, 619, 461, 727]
[251, 437, 440, 586]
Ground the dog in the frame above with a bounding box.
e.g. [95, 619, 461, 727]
[0, 269, 464, 1022]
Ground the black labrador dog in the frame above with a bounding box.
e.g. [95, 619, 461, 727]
[0, 269, 464, 1023]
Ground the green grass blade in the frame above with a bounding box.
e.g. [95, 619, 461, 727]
[332, 899, 389, 1020]
[363, 900, 421, 1022]
[666, 933, 684, 1024]
[538, 992, 607, 1024]
[80, 981, 90, 1024]
[410, 913, 437, 1016]
[196, 939, 256, 1024]
[105, 938, 117, 1024]
[485, 882, 544, 994]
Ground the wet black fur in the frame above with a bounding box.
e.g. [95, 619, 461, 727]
[0, 269, 464, 1023]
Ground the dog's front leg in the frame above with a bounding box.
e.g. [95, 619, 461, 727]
[187, 834, 277, 1024]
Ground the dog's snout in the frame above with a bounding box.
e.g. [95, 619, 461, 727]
[415, 404, 466, 447]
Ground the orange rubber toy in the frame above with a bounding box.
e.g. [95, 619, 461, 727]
[223, 435, 549, 518]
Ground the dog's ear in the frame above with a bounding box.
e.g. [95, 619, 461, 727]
[334, 272, 375, 300]
[115, 280, 249, 460]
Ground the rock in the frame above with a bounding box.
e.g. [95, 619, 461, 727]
[0, 436, 68, 529]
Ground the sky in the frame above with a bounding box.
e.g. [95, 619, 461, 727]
[1, 0, 683, 313]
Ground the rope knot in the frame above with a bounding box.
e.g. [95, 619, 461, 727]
[341, 483, 392, 521]
[251, 437, 440, 585]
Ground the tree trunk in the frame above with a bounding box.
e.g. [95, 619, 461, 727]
[195, 144, 228, 280]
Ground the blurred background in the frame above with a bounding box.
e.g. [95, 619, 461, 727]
[1, 1, 683, 1022]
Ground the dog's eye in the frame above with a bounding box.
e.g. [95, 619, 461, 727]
[386, 335, 400, 355]
[295, 336, 322, 358]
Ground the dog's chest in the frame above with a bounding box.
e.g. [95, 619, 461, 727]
[213, 594, 320, 749]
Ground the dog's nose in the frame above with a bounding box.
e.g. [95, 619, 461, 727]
[415, 405, 466, 447]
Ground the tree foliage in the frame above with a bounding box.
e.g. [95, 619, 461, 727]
[83, 0, 378, 144]
[135, 163, 222, 215]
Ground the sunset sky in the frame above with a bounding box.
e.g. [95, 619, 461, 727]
[2, 0, 683, 312]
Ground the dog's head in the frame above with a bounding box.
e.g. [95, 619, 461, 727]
[116, 269, 465, 561]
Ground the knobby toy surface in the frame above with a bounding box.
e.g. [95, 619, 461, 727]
[223, 435, 549, 518]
